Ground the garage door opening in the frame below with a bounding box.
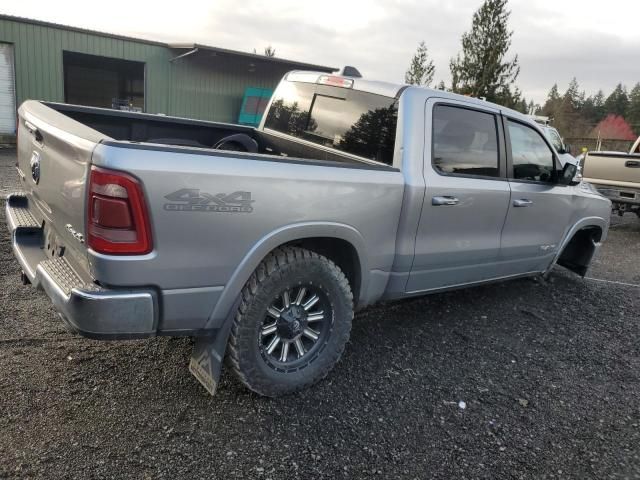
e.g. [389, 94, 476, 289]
[0, 43, 16, 135]
[63, 51, 144, 111]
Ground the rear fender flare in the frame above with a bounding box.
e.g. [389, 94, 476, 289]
[204, 222, 369, 330]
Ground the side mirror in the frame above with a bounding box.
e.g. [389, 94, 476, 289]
[558, 162, 579, 185]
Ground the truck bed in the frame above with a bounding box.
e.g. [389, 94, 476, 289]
[583, 151, 640, 188]
[582, 150, 640, 209]
[45, 102, 380, 167]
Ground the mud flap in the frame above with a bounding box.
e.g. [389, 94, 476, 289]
[189, 335, 225, 396]
[188, 297, 239, 396]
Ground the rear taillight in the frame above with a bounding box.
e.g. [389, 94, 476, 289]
[87, 166, 152, 255]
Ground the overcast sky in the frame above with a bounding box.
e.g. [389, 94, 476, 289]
[3, 0, 639, 103]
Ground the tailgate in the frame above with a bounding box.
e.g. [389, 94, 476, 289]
[583, 151, 640, 187]
[13, 100, 108, 278]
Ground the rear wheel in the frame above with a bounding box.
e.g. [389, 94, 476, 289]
[227, 247, 353, 397]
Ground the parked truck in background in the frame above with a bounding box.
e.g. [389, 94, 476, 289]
[6, 71, 611, 397]
[582, 137, 640, 219]
[530, 115, 577, 167]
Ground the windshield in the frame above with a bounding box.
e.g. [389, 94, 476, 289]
[264, 81, 398, 166]
[544, 127, 564, 152]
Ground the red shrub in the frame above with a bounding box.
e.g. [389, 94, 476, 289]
[591, 115, 636, 140]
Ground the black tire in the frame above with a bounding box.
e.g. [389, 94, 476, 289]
[226, 246, 353, 397]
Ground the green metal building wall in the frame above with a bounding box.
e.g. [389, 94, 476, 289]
[0, 16, 172, 115]
[169, 54, 289, 123]
[0, 16, 328, 124]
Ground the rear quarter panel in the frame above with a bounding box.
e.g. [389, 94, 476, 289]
[89, 143, 405, 325]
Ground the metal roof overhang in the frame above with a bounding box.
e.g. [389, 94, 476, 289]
[168, 43, 337, 72]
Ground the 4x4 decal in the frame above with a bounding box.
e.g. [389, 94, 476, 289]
[164, 189, 254, 213]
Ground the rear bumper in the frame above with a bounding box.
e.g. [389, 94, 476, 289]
[6, 193, 157, 339]
[589, 183, 640, 207]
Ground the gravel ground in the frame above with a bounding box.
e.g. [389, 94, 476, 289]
[1, 149, 639, 479]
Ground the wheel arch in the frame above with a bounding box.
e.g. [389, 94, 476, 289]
[205, 222, 369, 329]
[549, 216, 608, 277]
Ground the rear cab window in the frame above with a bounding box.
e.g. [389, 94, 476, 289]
[264, 80, 398, 166]
[432, 104, 501, 178]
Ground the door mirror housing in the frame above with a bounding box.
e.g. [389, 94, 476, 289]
[557, 162, 579, 185]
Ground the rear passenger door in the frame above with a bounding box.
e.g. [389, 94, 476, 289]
[498, 117, 574, 275]
[407, 100, 511, 292]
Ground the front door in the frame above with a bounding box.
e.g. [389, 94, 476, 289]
[407, 100, 511, 293]
[498, 117, 574, 275]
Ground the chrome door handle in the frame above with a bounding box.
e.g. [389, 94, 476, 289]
[432, 196, 460, 206]
[513, 198, 533, 207]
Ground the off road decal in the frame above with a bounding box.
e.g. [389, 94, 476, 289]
[163, 189, 254, 213]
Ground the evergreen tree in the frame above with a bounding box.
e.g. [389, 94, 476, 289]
[547, 84, 560, 103]
[593, 91, 605, 112]
[563, 78, 578, 102]
[513, 95, 528, 114]
[404, 41, 435, 87]
[581, 95, 595, 121]
[264, 45, 276, 57]
[627, 83, 640, 133]
[563, 78, 583, 110]
[541, 80, 589, 137]
[591, 90, 606, 123]
[604, 84, 629, 117]
[449, 0, 520, 105]
[541, 84, 561, 119]
[560, 78, 589, 136]
[581, 90, 606, 126]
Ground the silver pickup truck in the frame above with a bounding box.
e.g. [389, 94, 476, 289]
[6, 71, 611, 397]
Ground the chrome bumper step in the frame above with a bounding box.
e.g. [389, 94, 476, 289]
[6, 193, 41, 230]
[40, 257, 101, 296]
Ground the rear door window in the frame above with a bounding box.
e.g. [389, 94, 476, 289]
[432, 104, 500, 178]
[264, 81, 398, 165]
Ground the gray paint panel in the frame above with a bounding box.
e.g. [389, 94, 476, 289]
[162, 286, 224, 330]
[89, 142, 405, 297]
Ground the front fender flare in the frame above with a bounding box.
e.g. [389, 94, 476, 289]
[204, 222, 369, 329]
[545, 215, 609, 275]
